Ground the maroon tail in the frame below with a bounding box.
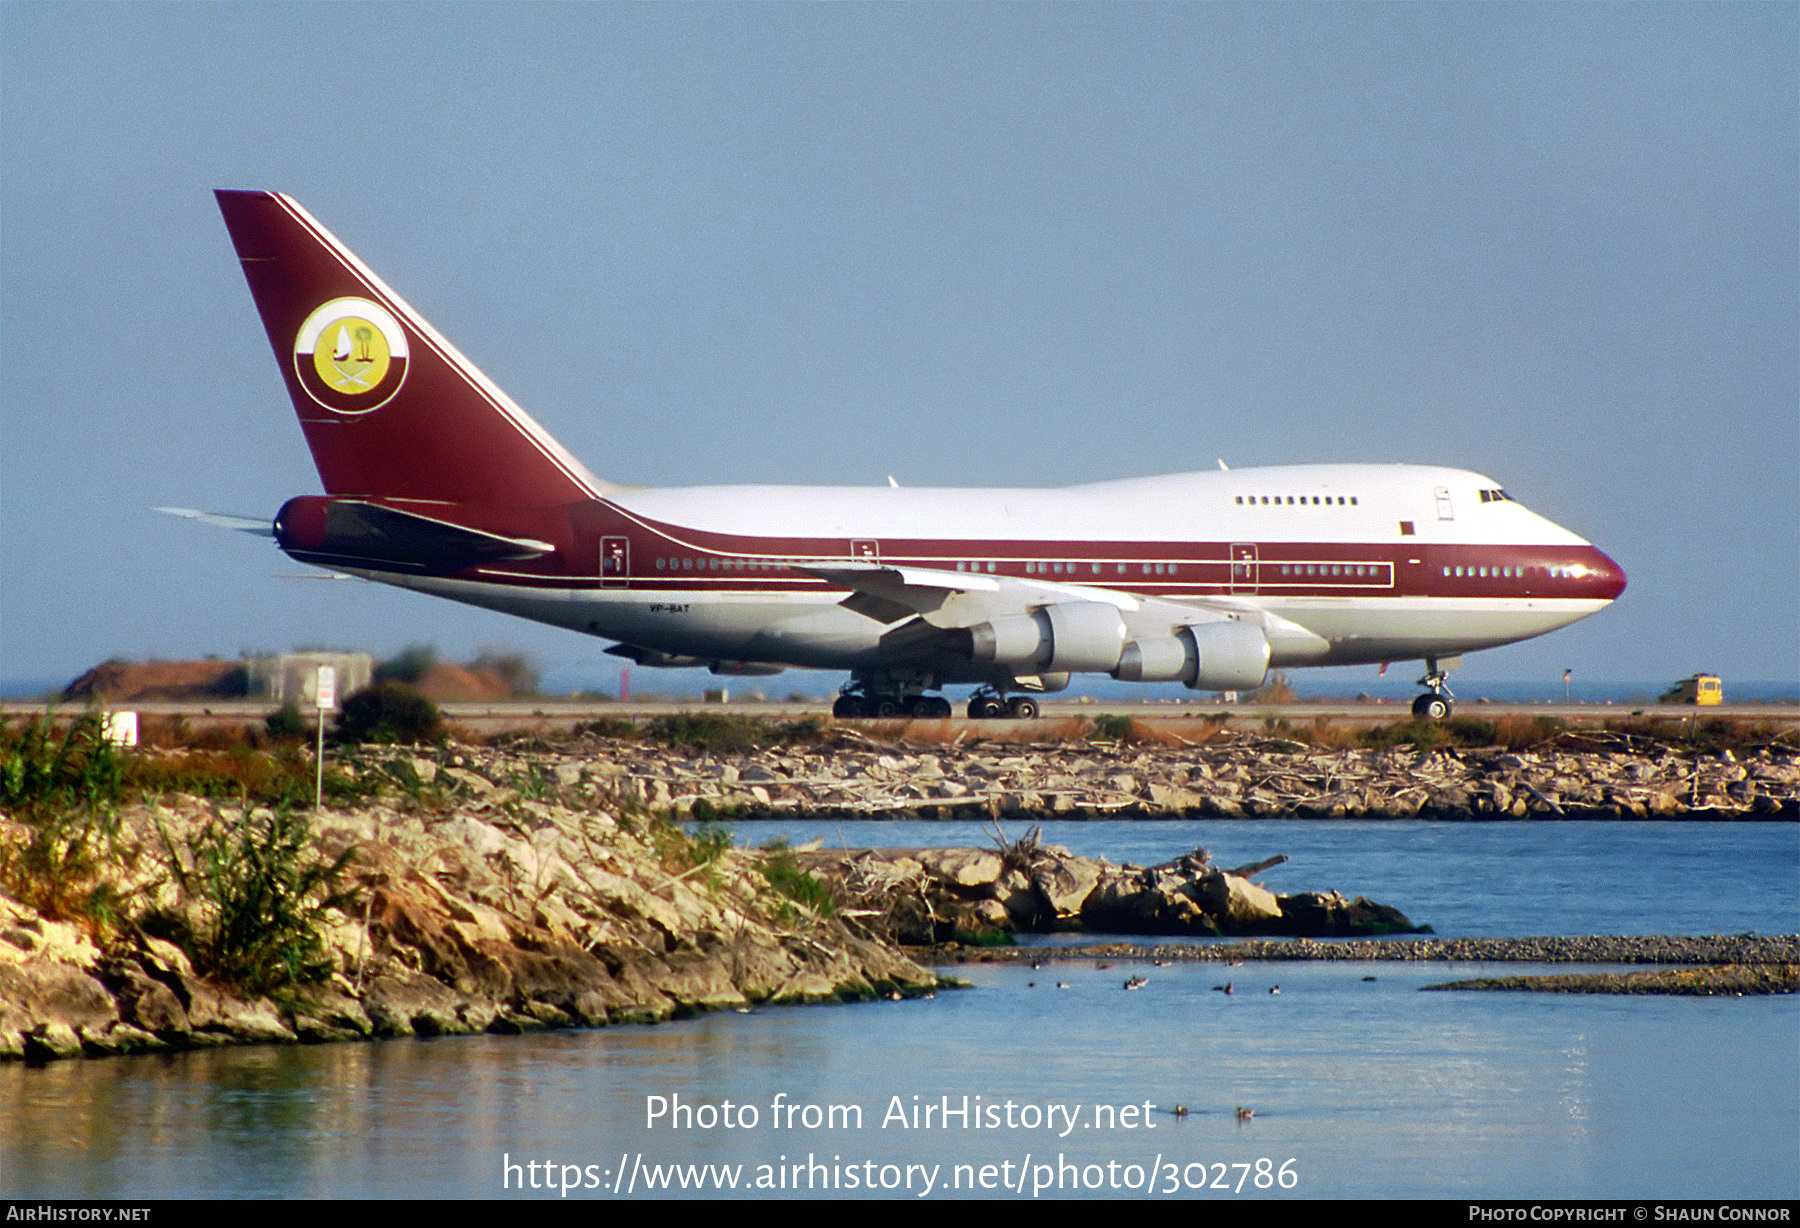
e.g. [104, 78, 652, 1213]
[215, 190, 610, 506]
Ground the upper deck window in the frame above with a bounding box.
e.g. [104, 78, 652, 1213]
[1237, 493, 1360, 507]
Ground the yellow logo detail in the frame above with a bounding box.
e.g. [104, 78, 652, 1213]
[311, 316, 391, 395]
[294, 297, 409, 413]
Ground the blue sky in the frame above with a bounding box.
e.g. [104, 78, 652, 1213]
[2, 2, 1794, 695]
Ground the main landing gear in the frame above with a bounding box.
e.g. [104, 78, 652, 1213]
[965, 689, 1038, 720]
[830, 684, 1039, 720]
[832, 689, 953, 719]
[1411, 658, 1456, 720]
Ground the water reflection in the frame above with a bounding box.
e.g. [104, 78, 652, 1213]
[3, 960, 1793, 1199]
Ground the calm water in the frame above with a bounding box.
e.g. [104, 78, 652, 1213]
[1, 821, 1794, 1200]
[740, 817, 1800, 939]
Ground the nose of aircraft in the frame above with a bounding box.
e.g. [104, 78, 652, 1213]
[1590, 548, 1627, 600]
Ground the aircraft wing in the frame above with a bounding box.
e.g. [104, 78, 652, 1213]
[798, 559, 1327, 675]
[798, 561, 1003, 623]
[799, 559, 1188, 624]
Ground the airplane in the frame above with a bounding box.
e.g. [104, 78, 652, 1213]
[179, 189, 1626, 721]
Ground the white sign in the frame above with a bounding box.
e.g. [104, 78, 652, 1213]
[315, 665, 337, 711]
[102, 711, 138, 747]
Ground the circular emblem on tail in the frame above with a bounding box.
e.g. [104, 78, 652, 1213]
[293, 297, 409, 413]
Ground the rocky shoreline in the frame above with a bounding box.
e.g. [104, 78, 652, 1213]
[938, 935, 1800, 996]
[3, 724, 1794, 1062]
[595, 722, 1798, 820]
[935, 933, 1800, 965]
[0, 744, 944, 1064]
[1422, 965, 1800, 995]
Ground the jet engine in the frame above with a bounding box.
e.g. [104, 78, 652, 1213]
[1112, 620, 1270, 691]
[967, 602, 1127, 674]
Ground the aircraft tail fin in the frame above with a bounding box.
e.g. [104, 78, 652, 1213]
[214, 190, 615, 505]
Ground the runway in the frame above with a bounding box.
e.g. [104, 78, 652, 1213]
[5, 697, 1794, 736]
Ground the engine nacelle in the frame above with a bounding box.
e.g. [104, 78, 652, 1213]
[968, 602, 1127, 674]
[1183, 620, 1271, 691]
[1113, 633, 1194, 683]
[1113, 620, 1271, 690]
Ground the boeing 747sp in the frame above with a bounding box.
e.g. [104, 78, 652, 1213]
[181, 191, 1625, 719]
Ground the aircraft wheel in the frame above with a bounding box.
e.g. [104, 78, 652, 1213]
[1008, 696, 1039, 720]
[1412, 694, 1452, 720]
[908, 695, 941, 719]
[968, 695, 1005, 720]
[832, 694, 867, 718]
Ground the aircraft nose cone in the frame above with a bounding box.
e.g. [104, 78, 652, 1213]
[1592, 548, 1627, 599]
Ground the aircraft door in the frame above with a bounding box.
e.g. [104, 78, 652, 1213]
[600, 536, 630, 588]
[852, 540, 880, 561]
[1434, 486, 1455, 520]
[1229, 543, 1258, 594]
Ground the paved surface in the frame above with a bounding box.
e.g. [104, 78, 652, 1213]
[5, 697, 1795, 735]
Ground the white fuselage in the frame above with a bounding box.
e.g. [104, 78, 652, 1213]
[356, 462, 1624, 684]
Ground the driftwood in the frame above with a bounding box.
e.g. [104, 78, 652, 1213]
[1224, 854, 1289, 878]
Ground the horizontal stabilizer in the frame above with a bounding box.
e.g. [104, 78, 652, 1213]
[155, 507, 274, 536]
[276, 500, 553, 573]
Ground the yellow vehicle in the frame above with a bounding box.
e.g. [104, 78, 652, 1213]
[1663, 674, 1723, 705]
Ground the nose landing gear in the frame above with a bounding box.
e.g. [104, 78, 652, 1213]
[1411, 657, 1457, 720]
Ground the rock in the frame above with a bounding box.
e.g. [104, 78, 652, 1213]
[362, 973, 484, 1037]
[97, 957, 190, 1035]
[1277, 891, 1421, 937]
[920, 848, 1003, 889]
[290, 988, 375, 1042]
[1196, 871, 1283, 925]
[1030, 856, 1106, 921]
[0, 962, 119, 1058]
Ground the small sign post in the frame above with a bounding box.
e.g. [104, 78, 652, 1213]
[314, 665, 336, 809]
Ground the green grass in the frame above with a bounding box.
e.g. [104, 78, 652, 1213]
[758, 838, 834, 921]
[1090, 713, 1135, 741]
[334, 681, 444, 745]
[0, 713, 127, 926]
[159, 805, 357, 996]
[639, 713, 827, 754]
[0, 712, 123, 814]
